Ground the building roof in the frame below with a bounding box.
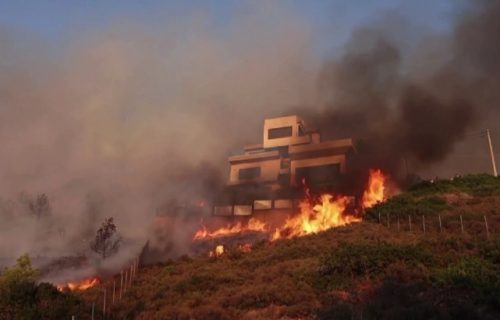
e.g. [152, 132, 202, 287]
[228, 150, 280, 164]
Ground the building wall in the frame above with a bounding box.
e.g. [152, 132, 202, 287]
[226, 115, 354, 188]
[228, 158, 281, 185]
[262, 115, 311, 149]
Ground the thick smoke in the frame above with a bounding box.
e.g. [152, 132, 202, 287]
[0, 3, 316, 276]
[298, 0, 500, 188]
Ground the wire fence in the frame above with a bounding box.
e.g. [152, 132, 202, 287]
[374, 212, 494, 240]
[72, 256, 140, 320]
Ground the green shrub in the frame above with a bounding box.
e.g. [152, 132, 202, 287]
[0, 255, 84, 319]
[319, 243, 432, 279]
[366, 194, 449, 221]
[433, 257, 500, 306]
[315, 243, 433, 290]
[363, 278, 439, 320]
[409, 174, 500, 197]
[479, 239, 500, 264]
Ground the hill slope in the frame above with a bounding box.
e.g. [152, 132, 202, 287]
[85, 175, 500, 320]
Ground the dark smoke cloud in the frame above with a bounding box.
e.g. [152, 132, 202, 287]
[297, 0, 500, 188]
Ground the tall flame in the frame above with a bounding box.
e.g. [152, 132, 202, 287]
[193, 169, 387, 244]
[362, 169, 386, 209]
[271, 194, 359, 240]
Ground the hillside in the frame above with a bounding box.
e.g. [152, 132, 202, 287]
[74, 174, 496, 320]
[3, 175, 497, 319]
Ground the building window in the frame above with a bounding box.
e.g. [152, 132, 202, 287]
[239, 167, 261, 180]
[295, 164, 340, 186]
[268, 126, 293, 139]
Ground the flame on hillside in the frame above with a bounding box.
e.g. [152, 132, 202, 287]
[238, 243, 252, 253]
[57, 277, 100, 291]
[194, 218, 267, 240]
[271, 194, 359, 240]
[193, 169, 388, 244]
[209, 245, 225, 257]
[362, 169, 387, 209]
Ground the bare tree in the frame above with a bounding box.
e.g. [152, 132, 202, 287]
[90, 217, 121, 259]
[27, 193, 51, 219]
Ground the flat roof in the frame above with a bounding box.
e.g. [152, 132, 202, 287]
[243, 143, 263, 152]
[289, 138, 354, 155]
[228, 150, 280, 164]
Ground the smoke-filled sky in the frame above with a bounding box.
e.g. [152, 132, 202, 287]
[0, 1, 462, 56]
[1, 0, 499, 269]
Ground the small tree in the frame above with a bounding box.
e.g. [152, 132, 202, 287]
[27, 194, 51, 219]
[90, 217, 121, 259]
[0, 255, 83, 318]
[0, 254, 37, 284]
[0, 254, 38, 318]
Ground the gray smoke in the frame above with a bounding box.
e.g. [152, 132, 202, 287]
[0, 2, 316, 277]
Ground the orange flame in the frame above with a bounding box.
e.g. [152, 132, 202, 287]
[238, 243, 252, 253]
[193, 218, 267, 240]
[362, 169, 386, 209]
[194, 169, 388, 244]
[57, 277, 100, 291]
[209, 245, 225, 257]
[271, 194, 359, 240]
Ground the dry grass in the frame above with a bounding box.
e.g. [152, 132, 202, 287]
[80, 175, 500, 320]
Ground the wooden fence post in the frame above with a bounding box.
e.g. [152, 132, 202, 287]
[438, 214, 442, 233]
[119, 271, 123, 300]
[378, 212, 381, 224]
[408, 215, 412, 232]
[397, 216, 400, 232]
[460, 215, 464, 234]
[422, 215, 426, 234]
[112, 280, 115, 305]
[103, 288, 106, 319]
[484, 215, 490, 240]
[124, 271, 128, 292]
[91, 301, 95, 320]
[130, 264, 134, 286]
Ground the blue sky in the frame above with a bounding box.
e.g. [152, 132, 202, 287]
[0, 0, 465, 57]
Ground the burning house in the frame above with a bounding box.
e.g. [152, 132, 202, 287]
[215, 115, 355, 216]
